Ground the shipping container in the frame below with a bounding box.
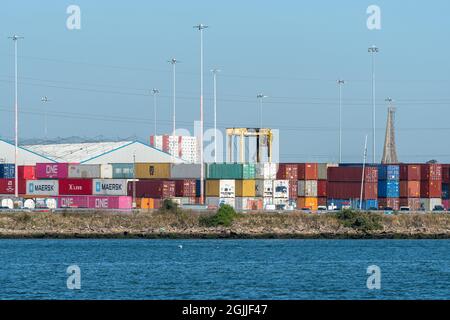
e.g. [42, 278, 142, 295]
[276, 164, 298, 180]
[92, 179, 128, 196]
[242, 164, 256, 179]
[378, 180, 400, 198]
[235, 197, 263, 211]
[273, 180, 289, 199]
[205, 197, 235, 208]
[100, 164, 113, 179]
[400, 181, 420, 198]
[420, 164, 442, 181]
[350, 199, 379, 211]
[207, 163, 243, 179]
[135, 163, 171, 179]
[399, 198, 421, 211]
[442, 164, 450, 183]
[0, 164, 15, 179]
[26, 180, 59, 196]
[0, 179, 26, 195]
[327, 181, 377, 199]
[378, 165, 400, 181]
[18, 166, 35, 180]
[326, 199, 352, 210]
[297, 197, 318, 211]
[235, 180, 256, 197]
[171, 164, 203, 179]
[68, 164, 101, 179]
[317, 163, 328, 180]
[327, 166, 378, 183]
[378, 198, 400, 211]
[419, 198, 442, 211]
[288, 180, 297, 201]
[127, 180, 175, 198]
[255, 180, 273, 197]
[399, 164, 421, 181]
[297, 163, 318, 180]
[263, 197, 274, 208]
[317, 180, 327, 197]
[137, 198, 161, 209]
[58, 196, 88, 208]
[442, 199, 449, 210]
[112, 163, 134, 179]
[59, 179, 93, 195]
[36, 163, 69, 179]
[420, 180, 442, 198]
[297, 180, 318, 197]
[205, 180, 235, 198]
[442, 183, 449, 200]
[175, 179, 197, 197]
[255, 163, 278, 180]
[317, 197, 327, 207]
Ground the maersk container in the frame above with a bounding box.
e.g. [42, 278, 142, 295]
[378, 165, 400, 181]
[273, 180, 289, 199]
[26, 180, 59, 196]
[171, 164, 202, 179]
[0, 164, 15, 179]
[255, 163, 277, 180]
[378, 180, 400, 198]
[68, 164, 101, 179]
[297, 180, 318, 197]
[92, 179, 128, 196]
[36, 163, 69, 179]
[255, 180, 273, 197]
[112, 163, 135, 179]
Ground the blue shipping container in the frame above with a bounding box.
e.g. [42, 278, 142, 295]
[327, 199, 352, 210]
[378, 180, 400, 198]
[351, 199, 379, 210]
[442, 183, 449, 200]
[0, 164, 15, 179]
[378, 165, 400, 181]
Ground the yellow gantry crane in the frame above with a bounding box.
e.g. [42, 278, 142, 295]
[226, 128, 273, 163]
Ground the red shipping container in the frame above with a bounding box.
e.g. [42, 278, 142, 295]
[327, 167, 378, 183]
[175, 179, 196, 197]
[0, 179, 26, 195]
[378, 198, 400, 210]
[317, 180, 327, 197]
[288, 180, 298, 201]
[420, 164, 442, 181]
[18, 166, 36, 180]
[400, 198, 421, 211]
[276, 164, 298, 180]
[59, 179, 93, 195]
[297, 163, 318, 180]
[318, 197, 327, 207]
[420, 180, 441, 198]
[400, 181, 420, 198]
[327, 181, 377, 200]
[128, 180, 176, 198]
[442, 199, 449, 210]
[399, 164, 421, 181]
[442, 164, 450, 183]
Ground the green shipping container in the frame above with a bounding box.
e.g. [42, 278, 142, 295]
[207, 163, 256, 179]
[242, 163, 256, 179]
[112, 163, 134, 179]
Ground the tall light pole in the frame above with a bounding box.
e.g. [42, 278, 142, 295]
[257, 94, 268, 129]
[151, 88, 160, 136]
[194, 23, 208, 205]
[368, 45, 379, 163]
[41, 96, 51, 139]
[211, 68, 220, 163]
[9, 35, 23, 199]
[337, 80, 345, 163]
[168, 58, 178, 163]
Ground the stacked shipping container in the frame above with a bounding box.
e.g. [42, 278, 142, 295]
[377, 165, 400, 210]
[420, 163, 442, 211]
[399, 164, 421, 210]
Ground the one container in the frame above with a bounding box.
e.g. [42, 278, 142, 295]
[276, 164, 298, 180]
[255, 163, 278, 180]
[297, 163, 318, 180]
[419, 198, 442, 211]
[92, 179, 128, 196]
[255, 180, 273, 197]
[26, 180, 59, 196]
[400, 181, 420, 198]
[235, 180, 256, 197]
[58, 196, 89, 208]
[0, 164, 15, 179]
[420, 164, 442, 181]
[18, 166, 35, 180]
[273, 180, 289, 199]
[59, 179, 93, 195]
[399, 164, 421, 181]
[175, 179, 197, 197]
[327, 166, 378, 183]
[89, 196, 132, 209]
[206, 180, 235, 198]
[378, 180, 400, 198]
[127, 180, 175, 198]
[399, 198, 421, 211]
[420, 180, 442, 198]
[378, 198, 400, 210]
[100, 164, 113, 179]
[297, 180, 318, 197]
[68, 164, 101, 179]
[378, 165, 400, 181]
[112, 163, 134, 179]
[135, 163, 171, 179]
[297, 197, 318, 210]
[171, 164, 202, 179]
[36, 163, 69, 179]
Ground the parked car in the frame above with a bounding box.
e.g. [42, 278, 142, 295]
[400, 206, 410, 212]
[432, 205, 445, 212]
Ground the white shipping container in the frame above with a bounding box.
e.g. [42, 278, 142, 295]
[68, 164, 101, 178]
[255, 180, 273, 197]
[171, 164, 202, 179]
[206, 197, 235, 208]
[273, 180, 289, 199]
[26, 180, 59, 196]
[220, 180, 235, 198]
[100, 164, 113, 179]
[235, 197, 263, 211]
[273, 198, 289, 205]
[92, 179, 128, 196]
[297, 180, 318, 197]
[263, 197, 274, 207]
[420, 198, 442, 211]
[255, 163, 278, 180]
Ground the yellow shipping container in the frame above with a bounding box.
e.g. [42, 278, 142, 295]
[235, 180, 256, 197]
[206, 180, 220, 197]
[135, 163, 171, 179]
[297, 197, 318, 211]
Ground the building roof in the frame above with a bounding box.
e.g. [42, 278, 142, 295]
[0, 139, 56, 165]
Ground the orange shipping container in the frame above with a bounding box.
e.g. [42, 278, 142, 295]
[298, 163, 318, 180]
[297, 197, 318, 211]
[400, 181, 420, 198]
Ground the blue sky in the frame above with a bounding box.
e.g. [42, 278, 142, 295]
[0, 0, 449, 163]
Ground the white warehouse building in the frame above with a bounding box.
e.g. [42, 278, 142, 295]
[0, 139, 56, 165]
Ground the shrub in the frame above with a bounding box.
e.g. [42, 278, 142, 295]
[200, 204, 238, 227]
[336, 209, 383, 232]
[159, 199, 181, 214]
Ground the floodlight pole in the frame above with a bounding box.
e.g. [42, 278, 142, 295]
[151, 89, 160, 136]
[211, 69, 220, 163]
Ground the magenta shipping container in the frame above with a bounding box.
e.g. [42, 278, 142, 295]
[58, 196, 132, 209]
[36, 163, 70, 179]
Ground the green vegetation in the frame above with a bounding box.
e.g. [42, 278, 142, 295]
[200, 204, 238, 227]
[336, 209, 383, 232]
[159, 199, 181, 214]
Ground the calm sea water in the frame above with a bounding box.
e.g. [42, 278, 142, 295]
[0, 239, 448, 300]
